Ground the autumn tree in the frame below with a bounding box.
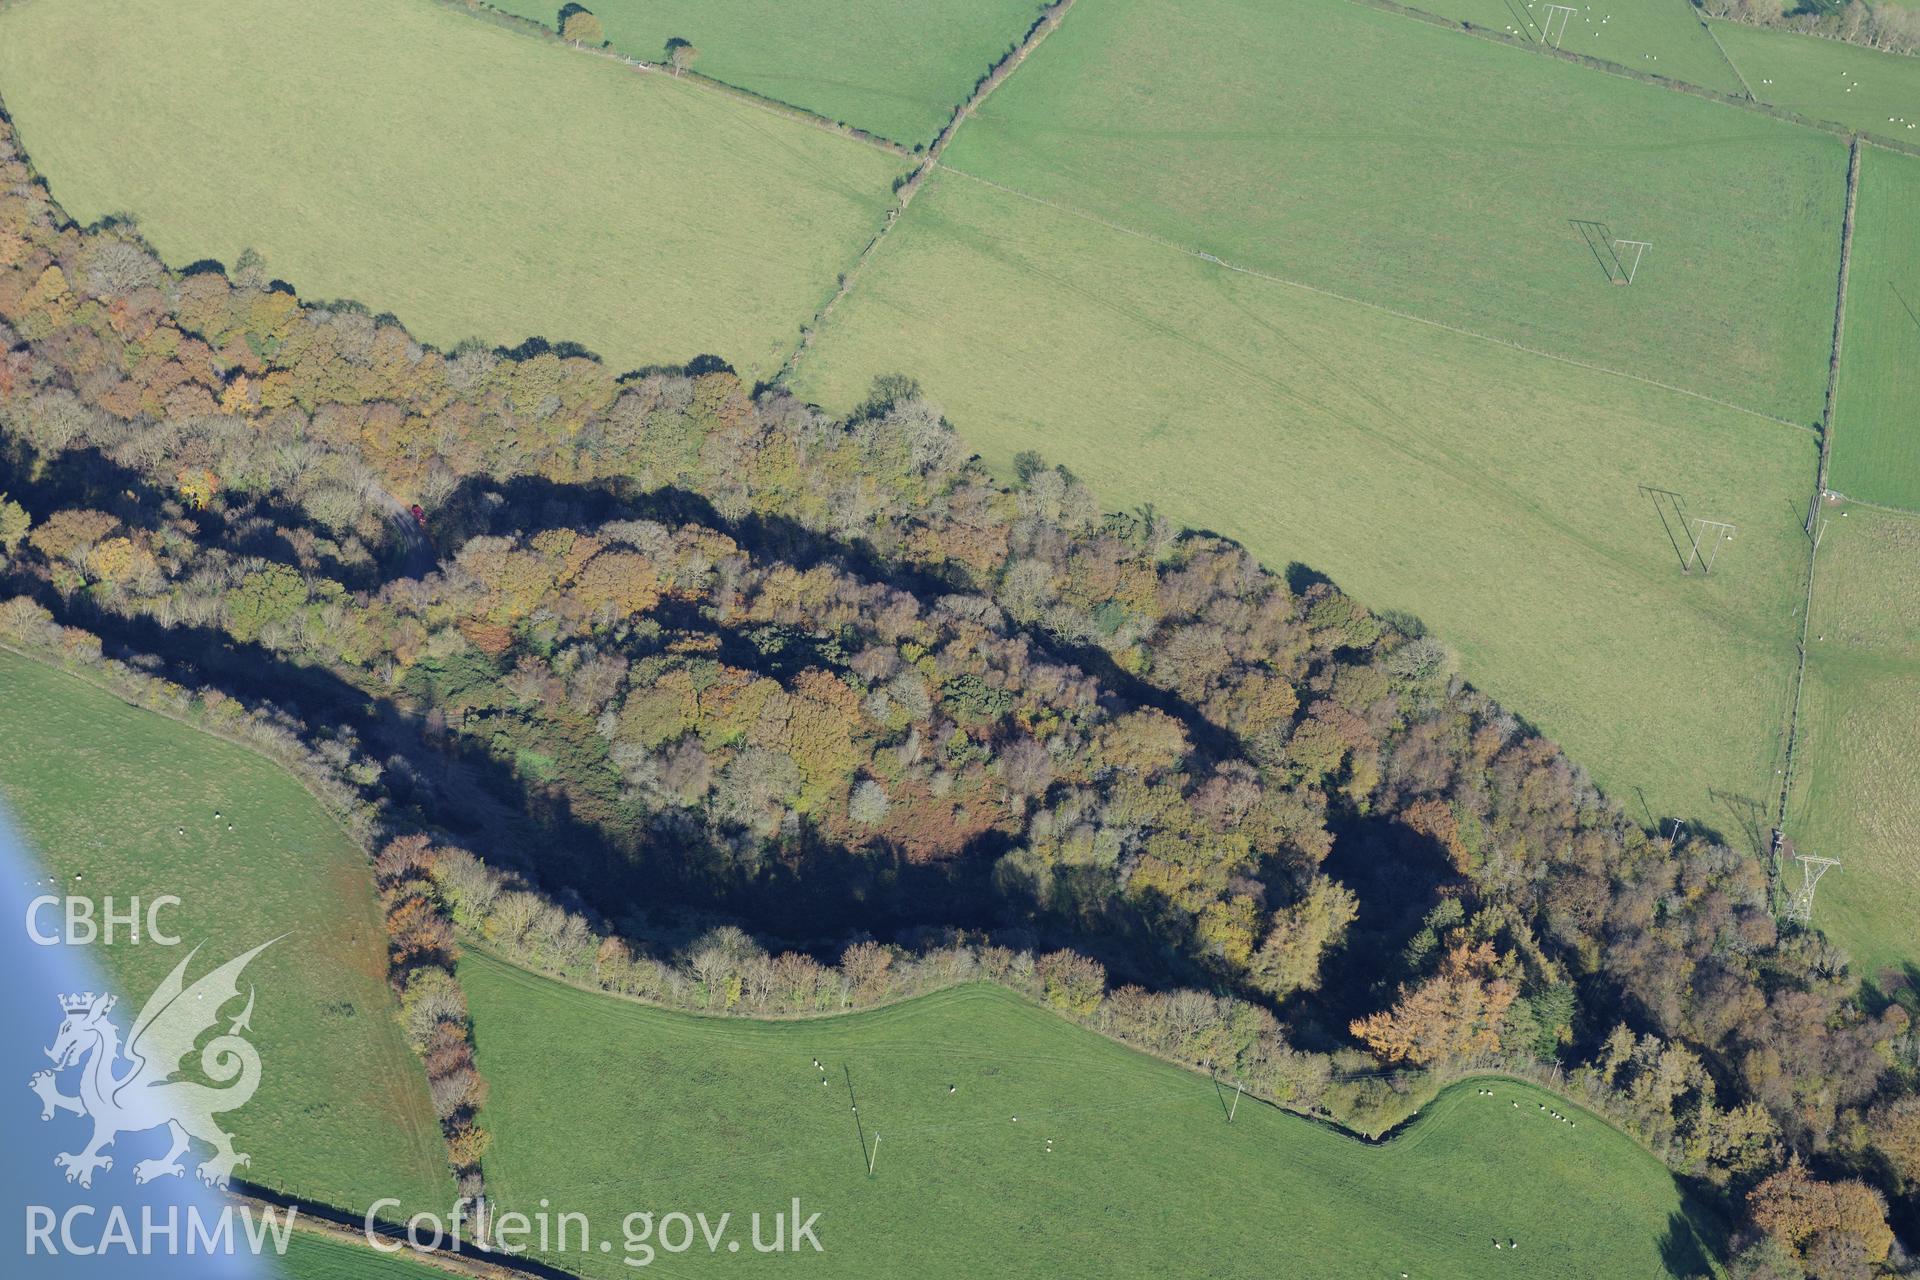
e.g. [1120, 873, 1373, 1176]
[569, 549, 660, 619]
[1867, 1095, 1920, 1188]
[559, 5, 605, 45]
[848, 779, 889, 825]
[386, 893, 455, 969]
[841, 940, 893, 1003]
[1350, 941, 1515, 1066]
[1747, 1162, 1894, 1274]
[444, 1118, 491, 1168]
[667, 37, 698, 74]
[84, 536, 155, 586]
[1246, 876, 1357, 999]
[27, 508, 116, 570]
[1037, 950, 1106, 1017]
[224, 562, 309, 643]
[232, 247, 268, 289]
[0, 494, 29, 552]
[398, 967, 468, 1049]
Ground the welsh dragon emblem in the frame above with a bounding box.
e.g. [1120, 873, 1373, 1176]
[27, 940, 276, 1189]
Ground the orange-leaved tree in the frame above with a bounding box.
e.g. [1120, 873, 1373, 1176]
[1349, 939, 1514, 1065]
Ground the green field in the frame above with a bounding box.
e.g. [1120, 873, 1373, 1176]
[797, 166, 1812, 833]
[1410, 0, 1747, 96]
[940, 0, 1844, 424]
[279, 1232, 454, 1280]
[1711, 19, 1920, 144]
[0, 0, 906, 381]
[1786, 504, 1920, 980]
[464, 951, 1724, 1278]
[483, 0, 1047, 147]
[0, 650, 452, 1216]
[1829, 145, 1920, 510]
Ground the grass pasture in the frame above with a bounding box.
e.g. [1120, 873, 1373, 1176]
[464, 952, 1725, 1278]
[796, 167, 1812, 833]
[482, 0, 1048, 148]
[1829, 145, 1920, 511]
[1710, 19, 1920, 144]
[1786, 504, 1920, 980]
[0, 0, 906, 381]
[0, 650, 452, 1217]
[1410, 0, 1747, 96]
[943, 0, 1845, 425]
[278, 1233, 453, 1280]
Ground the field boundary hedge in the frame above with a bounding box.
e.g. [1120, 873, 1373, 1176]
[1703, 16, 1760, 99]
[1342, 0, 1920, 159]
[1773, 135, 1863, 868]
[1706, 10, 1920, 60]
[429, 0, 914, 154]
[782, 0, 1076, 378]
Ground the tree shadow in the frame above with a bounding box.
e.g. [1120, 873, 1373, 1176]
[3, 437, 1263, 986]
[1859, 961, 1920, 1018]
[1295, 807, 1458, 1047]
[842, 1065, 873, 1175]
[1570, 219, 1623, 283]
[1707, 788, 1769, 862]
[1657, 1194, 1728, 1280]
[1638, 485, 1695, 574]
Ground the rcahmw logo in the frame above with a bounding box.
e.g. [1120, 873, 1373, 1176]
[25, 1201, 298, 1258]
[27, 939, 277, 1189]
